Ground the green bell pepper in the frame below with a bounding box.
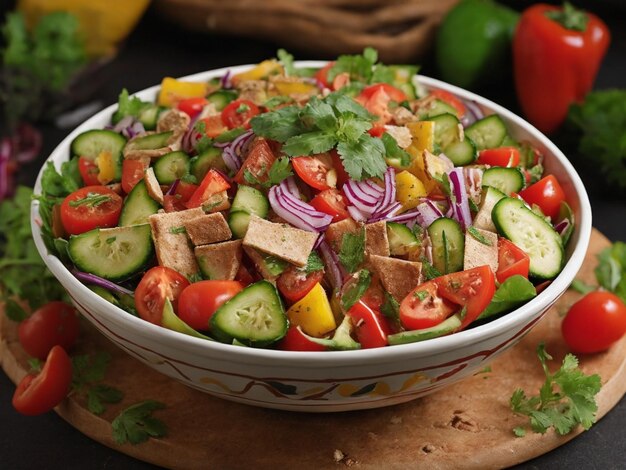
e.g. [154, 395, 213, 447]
[435, 0, 519, 89]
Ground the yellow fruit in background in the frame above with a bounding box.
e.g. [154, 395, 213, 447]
[18, 0, 151, 57]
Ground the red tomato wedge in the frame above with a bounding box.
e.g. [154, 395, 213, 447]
[400, 281, 457, 331]
[310, 188, 349, 222]
[277, 266, 324, 303]
[519, 175, 566, 220]
[429, 89, 466, 117]
[477, 147, 521, 167]
[60, 186, 123, 235]
[347, 301, 391, 349]
[78, 156, 100, 186]
[18, 301, 80, 361]
[496, 238, 530, 284]
[177, 97, 208, 119]
[359, 83, 407, 103]
[135, 267, 190, 326]
[234, 138, 276, 185]
[121, 158, 149, 194]
[315, 62, 335, 89]
[292, 153, 337, 191]
[221, 99, 260, 129]
[178, 280, 244, 331]
[185, 169, 230, 209]
[278, 326, 326, 352]
[198, 115, 227, 138]
[12, 345, 72, 416]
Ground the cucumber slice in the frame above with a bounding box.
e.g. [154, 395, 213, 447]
[210, 280, 288, 347]
[388, 313, 462, 345]
[138, 105, 163, 130]
[131, 131, 173, 150]
[70, 129, 126, 180]
[119, 180, 160, 226]
[207, 90, 238, 111]
[430, 113, 477, 165]
[428, 217, 465, 274]
[162, 299, 211, 340]
[465, 115, 507, 150]
[419, 99, 458, 119]
[228, 211, 252, 239]
[482, 167, 525, 194]
[153, 151, 190, 184]
[190, 147, 227, 181]
[68, 224, 154, 281]
[230, 185, 269, 215]
[88, 285, 120, 306]
[492, 197, 564, 279]
[386, 222, 419, 256]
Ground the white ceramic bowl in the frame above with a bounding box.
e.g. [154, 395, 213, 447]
[32, 62, 591, 412]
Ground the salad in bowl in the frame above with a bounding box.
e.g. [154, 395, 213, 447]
[32, 49, 590, 411]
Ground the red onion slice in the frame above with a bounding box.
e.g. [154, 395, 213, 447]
[447, 168, 472, 229]
[14, 123, 42, 163]
[319, 241, 345, 290]
[72, 269, 134, 296]
[269, 185, 332, 232]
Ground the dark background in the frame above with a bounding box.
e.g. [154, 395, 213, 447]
[1, 1, 625, 468]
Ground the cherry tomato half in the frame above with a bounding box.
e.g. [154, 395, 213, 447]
[135, 267, 191, 326]
[400, 281, 457, 331]
[347, 301, 391, 349]
[234, 138, 276, 185]
[292, 153, 337, 191]
[496, 238, 530, 284]
[562, 291, 626, 354]
[359, 83, 407, 103]
[310, 188, 349, 223]
[185, 169, 230, 209]
[277, 267, 324, 303]
[428, 89, 466, 118]
[78, 156, 100, 186]
[477, 147, 521, 167]
[18, 301, 80, 361]
[278, 325, 326, 352]
[178, 280, 244, 331]
[177, 97, 208, 119]
[198, 115, 227, 138]
[221, 99, 260, 129]
[121, 158, 149, 194]
[519, 175, 566, 220]
[12, 345, 72, 416]
[315, 62, 335, 89]
[60, 186, 123, 235]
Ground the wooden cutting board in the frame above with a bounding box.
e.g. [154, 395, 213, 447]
[2, 228, 625, 469]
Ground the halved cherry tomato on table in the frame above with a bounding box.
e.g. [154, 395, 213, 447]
[477, 147, 521, 167]
[12, 345, 72, 416]
[428, 89, 466, 118]
[60, 186, 123, 235]
[562, 291, 626, 354]
[198, 115, 227, 138]
[135, 267, 190, 326]
[185, 169, 230, 209]
[121, 158, 149, 194]
[234, 138, 277, 184]
[18, 301, 80, 361]
[277, 266, 324, 303]
[496, 238, 530, 284]
[400, 281, 457, 331]
[310, 188, 349, 222]
[315, 62, 335, 89]
[436, 266, 496, 330]
[78, 156, 100, 186]
[347, 301, 391, 349]
[221, 99, 260, 130]
[178, 280, 244, 331]
[292, 153, 337, 191]
[519, 175, 566, 220]
[278, 325, 326, 352]
[177, 97, 208, 119]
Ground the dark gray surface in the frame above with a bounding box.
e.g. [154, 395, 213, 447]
[1, 2, 625, 469]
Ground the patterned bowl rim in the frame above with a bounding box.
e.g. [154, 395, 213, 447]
[31, 61, 592, 368]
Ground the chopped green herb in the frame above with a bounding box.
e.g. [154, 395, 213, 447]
[420, 257, 442, 280]
[112, 400, 167, 445]
[467, 226, 493, 246]
[381, 132, 411, 167]
[513, 427, 526, 437]
[68, 193, 112, 208]
[479, 275, 537, 320]
[339, 229, 366, 273]
[510, 343, 601, 436]
[277, 49, 297, 76]
[169, 226, 187, 235]
[301, 251, 325, 274]
[106, 237, 117, 244]
[70, 352, 124, 415]
[341, 269, 371, 311]
[569, 279, 595, 295]
[414, 290, 428, 301]
[380, 291, 400, 322]
[236, 103, 250, 114]
[469, 198, 479, 213]
[87, 384, 124, 415]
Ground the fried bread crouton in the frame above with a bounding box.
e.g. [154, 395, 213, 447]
[369, 255, 422, 302]
[463, 228, 499, 273]
[184, 212, 232, 246]
[365, 221, 390, 257]
[195, 240, 242, 280]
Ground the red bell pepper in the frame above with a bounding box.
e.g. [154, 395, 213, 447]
[513, 2, 610, 134]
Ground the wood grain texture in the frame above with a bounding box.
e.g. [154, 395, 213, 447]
[1, 228, 625, 469]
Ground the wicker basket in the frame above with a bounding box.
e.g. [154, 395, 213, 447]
[154, 0, 459, 62]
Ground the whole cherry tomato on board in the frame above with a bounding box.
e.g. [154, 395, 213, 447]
[562, 291, 626, 354]
[18, 301, 80, 361]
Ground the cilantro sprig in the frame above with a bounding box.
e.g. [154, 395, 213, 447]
[71, 352, 123, 415]
[250, 93, 387, 180]
[510, 343, 601, 436]
[112, 400, 167, 445]
[338, 229, 366, 273]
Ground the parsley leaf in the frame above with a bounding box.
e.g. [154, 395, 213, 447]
[301, 251, 325, 274]
[277, 49, 297, 76]
[112, 88, 151, 123]
[339, 229, 366, 273]
[420, 257, 442, 280]
[571, 242, 626, 303]
[510, 343, 601, 436]
[569, 279, 595, 296]
[382, 132, 411, 167]
[467, 226, 493, 246]
[328, 47, 378, 83]
[341, 270, 371, 311]
[250, 105, 307, 142]
[70, 352, 124, 415]
[336, 134, 386, 181]
[283, 130, 337, 156]
[87, 384, 123, 415]
[112, 400, 167, 445]
[380, 291, 400, 324]
[244, 157, 293, 188]
[479, 275, 537, 320]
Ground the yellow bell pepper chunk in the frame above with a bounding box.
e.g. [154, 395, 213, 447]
[407, 121, 435, 153]
[273, 79, 318, 97]
[287, 283, 336, 337]
[96, 151, 116, 185]
[232, 60, 282, 84]
[157, 77, 208, 107]
[406, 147, 438, 194]
[396, 171, 427, 210]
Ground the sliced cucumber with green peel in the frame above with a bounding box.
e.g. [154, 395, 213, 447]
[70, 129, 126, 180]
[153, 151, 190, 184]
[465, 115, 507, 150]
[207, 90, 238, 111]
[388, 313, 462, 345]
[68, 224, 154, 281]
[492, 197, 564, 279]
[119, 180, 160, 226]
[130, 131, 173, 150]
[210, 280, 288, 347]
[162, 299, 212, 340]
[430, 113, 477, 165]
[482, 167, 525, 194]
[190, 147, 227, 181]
[387, 222, 419, 256]
[138, 105, 163, 130]
[443, 138, 477, 166]
[428, 217, 465, 274]
[419, 99, 458, 119]
[229, 185, 270, 238]
[228, 211, 253, 239]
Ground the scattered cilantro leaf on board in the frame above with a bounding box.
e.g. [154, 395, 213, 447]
[338, 229, 365, 273]
[112, 400, 167, 445]
[71, 352, 124, 415]
[510, 343, 601, 436]
[87, 385, 123, 415]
